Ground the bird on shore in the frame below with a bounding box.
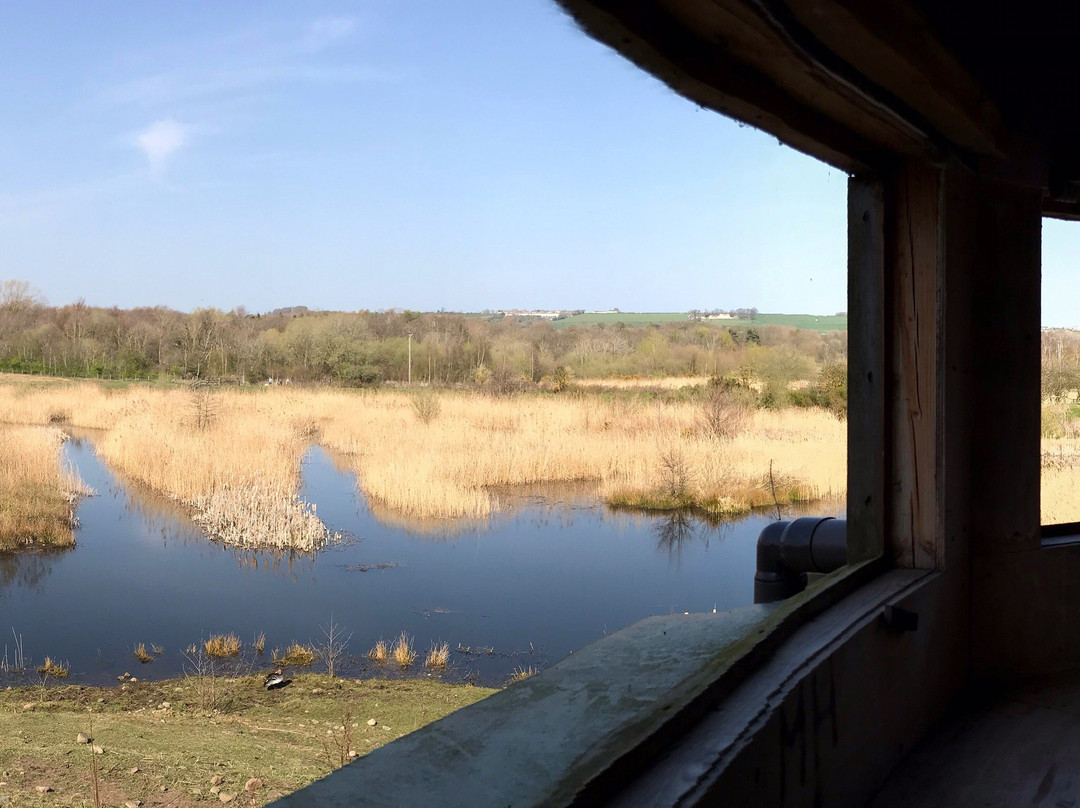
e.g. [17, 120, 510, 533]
[264, 668, 286, 690]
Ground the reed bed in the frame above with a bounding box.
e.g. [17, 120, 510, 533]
[313, 390, 846, 521]
[0, 424, 88, 550]
[1, 375, 849, 543]
[1041, 436, 1080, 524]
[0, 376, 329, 550]
[576, 376, 706, 390]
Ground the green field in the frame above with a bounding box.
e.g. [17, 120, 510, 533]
[553, 312, 847, 332]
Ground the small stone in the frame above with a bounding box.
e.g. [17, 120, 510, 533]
[367, 718, 377, 726]
[210, 774, 223, 785]
[160, 785, 168, 792]
[125, 801, 142, 808]
[129, 677, 138, 683]
[117, 675, 125, 681]
[312, 687, 323, 694]
[21, 703, 32, 710]
[77, 732, 90, 744]
[267, 792, 283, 801]
[348, 750, 358, 758]
[210, 786, 221, 795]
[130, 766, 140, 774]
[160, 701, 170, 708]
[245, 777, 262, 792]
[92, 745, 104, 754]
[97, 698, 105, 703]
[35, 785, 53, 793]
[123, 672, 131, 678]
[219, 793, 235, 803]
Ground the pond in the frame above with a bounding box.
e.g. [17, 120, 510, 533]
[0, 437, 838, 686]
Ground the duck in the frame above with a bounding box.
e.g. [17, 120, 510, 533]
[264, 667, 286, 690]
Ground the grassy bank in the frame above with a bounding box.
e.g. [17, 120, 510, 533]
[0, 425, 86, 551]
[0, 673, 494, 806]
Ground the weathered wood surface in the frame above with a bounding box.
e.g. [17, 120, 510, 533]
[887, 161, 941, 570]
[868, 672, 1080, 807]
[847, 177, 886, 564]
[609, 570, 970, 808]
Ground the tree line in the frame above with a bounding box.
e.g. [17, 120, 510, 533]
[0, 280, 847, 401]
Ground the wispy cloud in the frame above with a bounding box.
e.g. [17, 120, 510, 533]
[133, 119, 191, 174]
[95, 16, 378, 109]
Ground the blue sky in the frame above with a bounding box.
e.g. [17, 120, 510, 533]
[1, 2, 1075, 323]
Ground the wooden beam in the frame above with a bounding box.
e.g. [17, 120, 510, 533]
[784, 0, 1002, 156]
[556, 0, 1013, 175]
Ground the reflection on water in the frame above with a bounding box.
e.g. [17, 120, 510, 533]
[0, 551, 67, 599]
[0, 440, 841, 686]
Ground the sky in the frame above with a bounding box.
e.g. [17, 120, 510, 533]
[0, 2, 1076, 323]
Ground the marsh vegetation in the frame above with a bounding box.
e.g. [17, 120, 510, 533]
[0, 374, 845, 552]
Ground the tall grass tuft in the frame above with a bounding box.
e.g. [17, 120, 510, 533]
[367, 640, 388, 663]
[204, 633, 241, 658]
[424, 642, 450, 669]
[37, 656, 69, 677]
[133, 643, 153, 663]
[392, 632, 415, 668]
[507, 666, 537, 684]
[274, 642, 317, 667]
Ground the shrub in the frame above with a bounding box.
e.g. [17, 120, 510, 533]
[411, 389, 441, 424]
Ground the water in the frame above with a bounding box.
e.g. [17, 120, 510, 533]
[0, 438, 832, 686]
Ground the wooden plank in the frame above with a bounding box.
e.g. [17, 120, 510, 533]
[847, 177, 886, 563]
[887, 161, 941, 570]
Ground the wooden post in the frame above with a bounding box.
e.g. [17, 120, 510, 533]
[847, 177, 886, 564]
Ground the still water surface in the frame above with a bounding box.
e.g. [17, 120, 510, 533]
[0, 438, 827, 685]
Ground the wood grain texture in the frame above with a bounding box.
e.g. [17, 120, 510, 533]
[887, 161, 942, 570]
[847, 177, 886, 564]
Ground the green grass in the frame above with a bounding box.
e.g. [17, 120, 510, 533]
[744, 313, 848, 332]
[552, 312, 847, 332]
[0, 674, 494, 805]
[552, 312, 693, 328]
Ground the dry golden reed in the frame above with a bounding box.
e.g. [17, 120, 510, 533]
[312, 389, 847, 521]
[425, 641, 450, 669]
[507, 666, 537, 684]
[204, 634, 241, 658]
[37, 656, 69, 677]
[367, 640, 389, 662]
[0, 375, 328, 550]
[133, 643, 153, 663]
[0, 423, 88, 550]
[275, 642, 317, 666]
[1, 374, 852, 541]
[392, 633, 415, 668]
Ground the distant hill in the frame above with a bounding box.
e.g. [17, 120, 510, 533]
[553, 312, 847, 333]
